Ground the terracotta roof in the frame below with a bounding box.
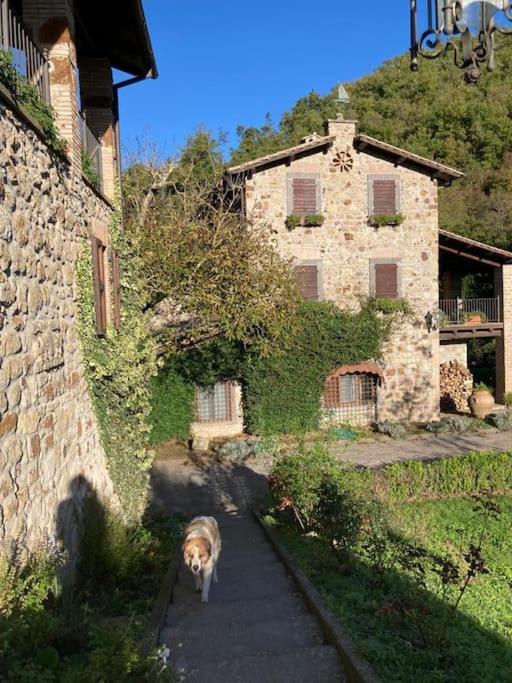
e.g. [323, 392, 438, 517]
[226, 135, 335, 175]
[439, 229, 512, 264]
[355, 135, 464, 185]
[326, 363, 385, 383]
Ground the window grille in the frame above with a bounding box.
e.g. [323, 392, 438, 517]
[196, 382, 234, 423]
[324, 373, 378, 425]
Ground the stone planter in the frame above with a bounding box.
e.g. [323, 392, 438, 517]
[468, 390, 495, 419]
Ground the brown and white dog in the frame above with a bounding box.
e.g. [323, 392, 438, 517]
[182, 516, 221, 603]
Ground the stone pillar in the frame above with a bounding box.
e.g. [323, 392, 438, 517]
[23, 0, 81, 172]
[324, 115, 357, 148]
[496, 264, 512, 402]
[79, 58, 117, 201]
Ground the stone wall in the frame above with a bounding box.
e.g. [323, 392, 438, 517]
[0, 103, 117, 556]
[440, 343, 468, 367]
[244, 118, 441, 423]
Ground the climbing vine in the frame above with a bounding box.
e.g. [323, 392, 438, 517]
[77, 202, 157, 520]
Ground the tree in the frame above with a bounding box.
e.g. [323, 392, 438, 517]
[123, 130, 300, 354]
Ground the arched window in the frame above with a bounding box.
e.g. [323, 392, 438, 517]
[323, 363, 383, 425]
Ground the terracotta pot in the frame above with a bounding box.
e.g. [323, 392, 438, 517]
[464, 315, 482, 325]
[468, 390, 495, 419]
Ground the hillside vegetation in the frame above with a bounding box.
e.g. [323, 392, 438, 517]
[232, 41, 512, 250]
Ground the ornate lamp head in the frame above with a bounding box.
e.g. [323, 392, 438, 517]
[410, 1, 512, 82]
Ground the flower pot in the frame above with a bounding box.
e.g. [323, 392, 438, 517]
[464, 314, 482, 325]
[468, 390, 495, 419]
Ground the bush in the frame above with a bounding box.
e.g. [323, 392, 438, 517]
[340, 450, 512, 502]
[426, 415, 479, 434]
[376, 420, 407, 439]
[149, 361, 195, 443]
[486, 410, 512, 431]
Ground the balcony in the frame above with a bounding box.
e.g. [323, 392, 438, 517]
[439, 297, 503, 340]
[0, 0, 50, 104]
[80, 111, 103, 193]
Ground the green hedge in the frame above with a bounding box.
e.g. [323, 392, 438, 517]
[340, 450, 512, 502]
[149, 362, 195, 443]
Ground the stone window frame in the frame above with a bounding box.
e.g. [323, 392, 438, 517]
[295, 259, 324, 301]
[369, 258, 403, 299]
[195, 381, 236, 424]
[367, 174, 402, 216]
[286, 172, 322, 216]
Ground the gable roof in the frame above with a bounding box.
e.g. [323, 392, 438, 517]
[355, 135, 463, 186]
[226, 131, 463, 186]
[226, 135, 335, 176]
[439, 229, 512, 266]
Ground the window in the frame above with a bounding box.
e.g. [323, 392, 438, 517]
[92, 236, 107, 336]
[324, 372, 378, 425]
[370, 259, 400, 299]
[294, 264, 319, 301]
[368, 175, 400, 215]
[112, 250, 121, 330]
[196, 382, 235, 423]
[287, 174, 321, 216]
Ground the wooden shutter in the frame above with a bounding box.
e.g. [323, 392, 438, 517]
[372, 179, 398, 214]
[292, 178, 318, 215]
[92, 237, 107, 336]
[374, 263, 398, 298]
[295, 265, 319, 301]
[112, 251, 121, 330]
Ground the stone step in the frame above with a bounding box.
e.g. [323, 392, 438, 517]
[165, 613, 324, 665]
[165, 592, 310, 629]
[173, 644, 344, 683]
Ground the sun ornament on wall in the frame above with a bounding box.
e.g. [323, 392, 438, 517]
[332, 147, 354, 173]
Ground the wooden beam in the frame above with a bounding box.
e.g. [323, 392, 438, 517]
[439, 244, 502, 268]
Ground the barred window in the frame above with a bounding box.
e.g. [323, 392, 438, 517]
[324, 372, 379, 425]
[196, 382, 234, 423]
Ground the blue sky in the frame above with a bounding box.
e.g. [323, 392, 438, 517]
[118, 1, 410, 160]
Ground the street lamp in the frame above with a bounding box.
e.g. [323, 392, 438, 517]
[410, 1, 512, 82]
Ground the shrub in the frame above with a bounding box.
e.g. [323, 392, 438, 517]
[504, 392, 512, 408]
[369, 213, 405, 227]
[426, 415, 479, 434]
[473, 382, 492, 392]
[486, 410, 512, 431]
[149, 361, 195, 443]
[303, 214, 325, 227]
[81, 148, 101, 190]
[376, 420, 407, 439]
[285, 214, 301, 230]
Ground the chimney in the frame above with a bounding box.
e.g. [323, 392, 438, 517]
[324, 114, 357, 147]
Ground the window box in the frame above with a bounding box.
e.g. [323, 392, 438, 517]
[369, 213, 405, 228]
[286, 214, 325, 230]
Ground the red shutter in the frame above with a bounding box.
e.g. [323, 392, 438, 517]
[292, 178, 318, 215]
[112, 251, 121, 330]
[374, 263, 398, 298]
[92, 237, 107, 335]
[372, 179, 397, 214]
[295, 265, 319, 301]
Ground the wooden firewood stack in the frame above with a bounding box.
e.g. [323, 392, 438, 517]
[440, 361, 473, 412]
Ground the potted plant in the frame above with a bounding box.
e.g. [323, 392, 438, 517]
[468, 382, 495, 419]
[462, 310, 487, 325]
[369, 213, 405, 228]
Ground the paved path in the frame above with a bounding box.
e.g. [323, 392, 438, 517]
[160, 512, 344, 682]
[330, 429, 512, 468]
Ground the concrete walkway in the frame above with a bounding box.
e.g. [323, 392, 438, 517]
[330, 429, 512, 468]
[160, 512, 344, 682]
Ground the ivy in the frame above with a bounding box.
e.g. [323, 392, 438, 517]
[149, 360, 195, 443]
[0, 51, 66, 154]
[76, 201, 157, 520]
[81, 149, 101, 190]
[152, 300, 397, 440]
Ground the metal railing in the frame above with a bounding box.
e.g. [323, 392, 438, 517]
[439, 297, 501, 325]
[0, 0, 51, 104]
[80, 111, 103, 192]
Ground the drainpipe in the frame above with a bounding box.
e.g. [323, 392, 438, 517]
[113, 71, 154, 225]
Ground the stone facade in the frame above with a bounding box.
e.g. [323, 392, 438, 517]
[440, 343, 468, 367]
[496, 263, 512, 401]
[241, 118, 442, 423]
[0, 103, 117, 555]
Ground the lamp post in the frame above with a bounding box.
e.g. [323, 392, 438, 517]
[410, 1, 512, 82]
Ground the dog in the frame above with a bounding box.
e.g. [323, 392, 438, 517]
[182, 516, 221, 603]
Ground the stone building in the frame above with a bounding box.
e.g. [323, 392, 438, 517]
[192, 115, 512, 439]
[0, 0, 156, 554]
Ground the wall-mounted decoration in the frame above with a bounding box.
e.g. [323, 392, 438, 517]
[332, 147, 354, 173]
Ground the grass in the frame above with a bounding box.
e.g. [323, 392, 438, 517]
[273, 496, 512, 682]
